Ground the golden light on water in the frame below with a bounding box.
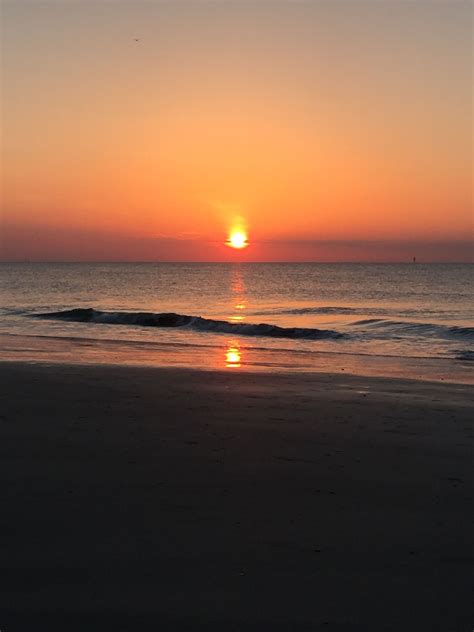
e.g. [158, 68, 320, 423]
[228, 314, 245, 322]
[227, 230, 248, 249]
[228, 265, 247, 321]
[225, 343, 241, 368]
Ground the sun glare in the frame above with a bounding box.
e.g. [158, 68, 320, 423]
[225, 344, 241, 368]
[227, 230, 248, 249]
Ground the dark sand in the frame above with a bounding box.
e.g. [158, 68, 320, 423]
[0, 361, 472, 631]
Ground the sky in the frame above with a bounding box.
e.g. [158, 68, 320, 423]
[1, 0, 472, 262]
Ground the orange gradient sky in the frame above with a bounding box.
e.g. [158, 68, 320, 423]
[1, 1, 472, 261]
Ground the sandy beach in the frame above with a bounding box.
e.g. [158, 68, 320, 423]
[0, 360, 472, 631]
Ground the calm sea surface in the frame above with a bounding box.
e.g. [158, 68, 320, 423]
[0, 263, 472, 378]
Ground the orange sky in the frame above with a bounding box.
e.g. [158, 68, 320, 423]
[1, 1, 472, 261]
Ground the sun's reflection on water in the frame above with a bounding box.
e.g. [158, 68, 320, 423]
[224, 266, 248, 367]
[229, 265, 247, 322]
[225, 342, 242, 368]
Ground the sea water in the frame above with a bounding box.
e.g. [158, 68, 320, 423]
[0, 262, 472, 378]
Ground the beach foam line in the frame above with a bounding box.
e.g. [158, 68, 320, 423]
[32, 308, 344, 340]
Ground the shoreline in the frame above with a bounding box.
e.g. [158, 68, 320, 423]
[1, 361, 473, 630]
[1, 332, 472, 384]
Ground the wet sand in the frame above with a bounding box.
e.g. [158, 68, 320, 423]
[0, 361, 472, 631]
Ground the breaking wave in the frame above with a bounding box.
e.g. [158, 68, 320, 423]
[351, 318, 474, 340]
[32, 308, 344, 340]
[253, 305, 462, 319]
[454, 349, 474, 362]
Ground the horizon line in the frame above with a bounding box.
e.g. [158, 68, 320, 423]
[1, 260, 472, 265]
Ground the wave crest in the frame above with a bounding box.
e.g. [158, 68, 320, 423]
[454, 349, 474, 361]
[253, 306, 447, 317]
[351, 318, 473, 340]
[33, 308, 344, 340]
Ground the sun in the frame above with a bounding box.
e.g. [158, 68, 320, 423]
[227, 230, 248, 249]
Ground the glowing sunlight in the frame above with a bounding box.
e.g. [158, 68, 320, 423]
[227, 230, 248, 249]
[225, 343, 242, 368]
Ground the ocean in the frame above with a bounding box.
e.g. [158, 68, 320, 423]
[0, 262, 472, 381]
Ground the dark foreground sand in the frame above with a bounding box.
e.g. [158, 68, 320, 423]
[0, 361, 472, 631]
